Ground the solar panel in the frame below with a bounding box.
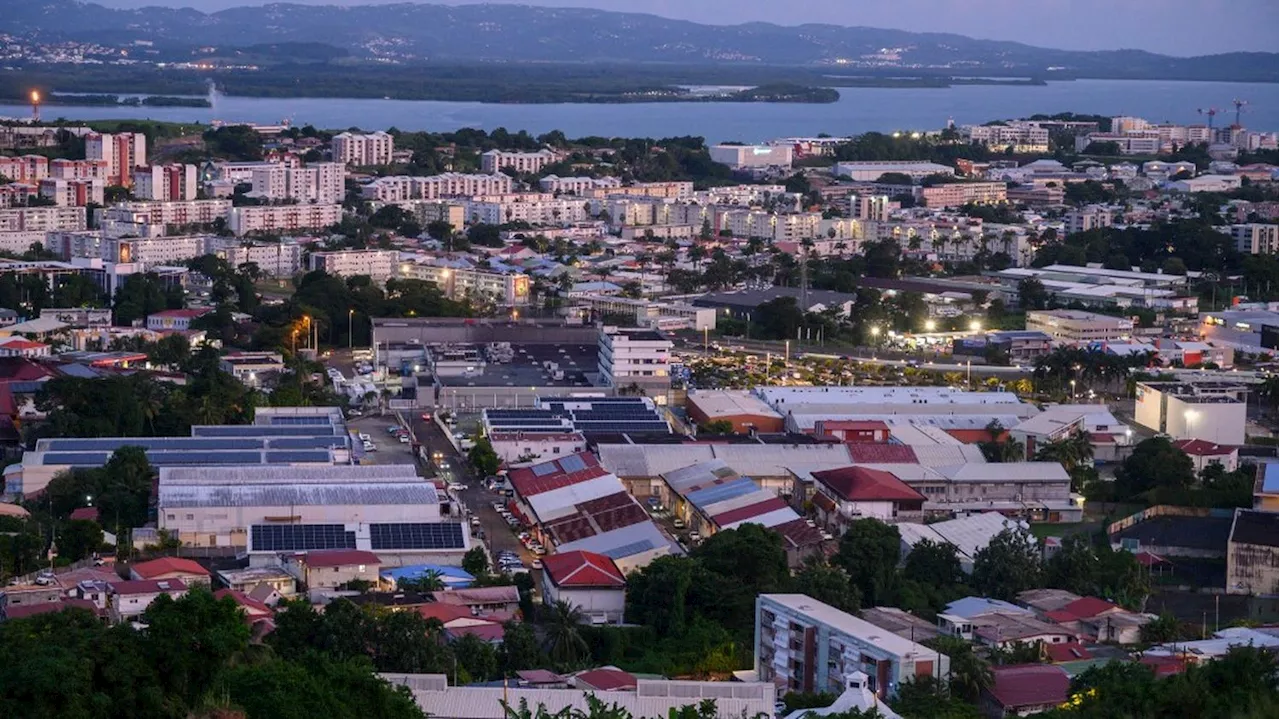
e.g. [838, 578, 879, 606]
[267, 436, 350, 450]
[148, 451, 265, 465]
[269, 415, 332, 426]
[251, 524, 356, 552]
[265, 450, 334, 463]
[42, 452, 111, 465]
[368, 523, 465, 550]
[191, 426, 343, 437]
[487, 418, 569, 427]
[531, 462, 559, 477]
[44, 437, 264, 451]
[558, 454, 587, 473]
[601, 539, 657, 559]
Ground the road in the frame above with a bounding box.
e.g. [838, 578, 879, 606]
[675, 342, 1035, 377]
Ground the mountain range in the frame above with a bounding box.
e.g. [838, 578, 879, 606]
[5, 0, 1275, 81]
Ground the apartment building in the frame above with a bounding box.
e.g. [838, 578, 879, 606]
[244, 162, 345, 204]
[218, 242, 304, 278]
[1134, 381, 1248, 445]
[582, 181, 694, 200]
[110, 236, 216, 265]
[85, 132, 147, 187]
[465, 196, 589, 225]
[49, 158, 110, 182]
[755, 594, 946, 698]
[1025, 310, 1134, 344]
[0, 206, 87, 233]
[133, 164, 198, 201]
[1229, 224, 1279, 255]
[0, 155, 49, 184]
[1064, 206, 1115, 235]
[852, 194, 892, 222]
[598, 327, 672, 396]
[38, 178, 104, 207]
[1111, 116, 1151, 134]
[0, 184, 36, 209]
[401, 263, 532, 306]
[105, 199, 233, 227]
[361, 173, 514, 202]
[569, 293, 716, 331]
[538, 175, 622, 194]
[308, 249, 399, 283]
[1074, 133, 1162, 155]
[331, 131, 394, 166]
[835, 161, 954, 181]
[227, 204, 343, 236]
[708, 144, 794, 169]
[401, 200, 467, 233]
[963, 123, 1050, 153]
[480, 149, 560, 174]
[918, 182, 1007, 208]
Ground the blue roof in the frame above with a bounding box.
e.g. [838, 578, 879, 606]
[943, 596, 1031, 620]
[685, 477, 759, 510]
[379, 564, 475, 588]
[1263, 463, 1279, 494]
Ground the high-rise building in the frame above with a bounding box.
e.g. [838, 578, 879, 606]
[480, 149, 560, 174]
[331, 132, 394, 167]
[598, 327, 673, 398]
[85, 132, 147, 187]
[38, 178, 105, 207]
[852, 194, 891, 222]
[133, 164, 199, 201]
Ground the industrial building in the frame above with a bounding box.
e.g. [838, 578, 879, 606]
[1226, 509, 1278, 597]
[685, 389, 786, 434]
[1133, 380, 1249, 445]
[1198, 308, 1279, 353]
[483, 396, 671, 437]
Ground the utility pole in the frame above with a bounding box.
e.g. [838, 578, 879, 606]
[349, 309, 354, 350]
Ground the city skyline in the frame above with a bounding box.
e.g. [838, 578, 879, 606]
[88, 0, 1280, 57]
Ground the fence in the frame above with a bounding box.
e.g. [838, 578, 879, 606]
[1107, 504, 1236, 536]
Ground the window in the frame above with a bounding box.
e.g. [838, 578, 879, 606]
[185, 514, 194, 520]
[166, 514, 175, 520]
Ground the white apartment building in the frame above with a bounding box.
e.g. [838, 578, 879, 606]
[852, 194, 892, 222]
[1025, 309, 1134, 344]
[582, 181, 694, 200]
[360, 173, 514, 202]
[1229, 223, 1279, 255]
[1064, 206, 1115, 235]
[309, 249, 399, 283]
[1074, 133, 1162, 155]
[480, 149, 560, 174]
[918, 182, 1008, 208]
[963, 124, 1050, 152]
[598, 327, 672, 397]
[708, 144, 794, 169]
[400, 200, 467, 232]
[835, 161, 954, 182]
[108, 235, 215, 265]
[756, 594, 946, 698]
[105, 199, 233, 227]
[133, 164, 198, 201]
[85, 132, 147, 187]
[0, 206, 87, 233]
[698, 184, 793, 207]
[49, 158, 110, 182]
[227, 204, 343, 236]
[464, 196, 589, 225]
[219, 242, 304, 278]
[1111, 116, 1151, 134]
[399, 263, 531, 306]
[1170, 175, 1244, 193]
[38, 178, 104, 207]
[0, 155, 49, 184]
[538, 175, 622, 194]
[331, 131, 394, 167]
[246, 163, 345, 204]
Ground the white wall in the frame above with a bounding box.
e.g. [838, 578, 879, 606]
[542, 580, 625, 624]
[1164, 396, 1246, 445]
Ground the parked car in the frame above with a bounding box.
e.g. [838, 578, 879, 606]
[447, 483, 467, 492]
[398, 435, 410, 444]
[362, 441, 377, 452]
[358, 433, 371, 442]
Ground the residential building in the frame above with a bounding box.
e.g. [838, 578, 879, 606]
[399, 263, 531, 306]
[962, 124, 1050, 153]
[129, 556, 212, 587]
[1025, 309, 1134, 344]
[219, 351, 286, 387]
[331, 131, 394, 166]
[242, 162, 345, 204]
[227, 204, 343, 236]
[488, 431, 587, 464]
[581, 181, 694, 200]
[539, 175, 622, 194]
[361, 173, 514, 202]
[309, 249, 398, 283]
[834, 161, 954, 182]
[899, 514, 1040, 573]
[708, 144, 794, 169]
[105, 235, 215, 265]
[0, 206, 87, 233]
[1172, 439, 1240, 473]
[465, 195, 589, 225]
[851, 194, 892, 222]
[1255, 463, 1278, 513]
[1226, 509, 1278, 596]
[568, 294, 716, 331]
[146, 308, 211, 331]
[399, 200, 467, 233]
[0, 338, 51, 358]
[539, 550, 627, 625]
[0, 183, 37, 208]
[218, 241, 304, 278]
[1229, 223, 1279, 254]
[107, 579, 187, 622]
[133, 164, 198, 201]
[284, 549, 382, 590]
[1064, 206, 1114, 235]
[100, 199, 233, 228]
[480, 149, 560, 174]
[1134, 380, 1248, 445]
[38, 177, 103, 207]
[809, 465, 926, 529]
[597, 327, 672, 397]
[1074, 132, 1162, 155]
[1170, 175, 1243, 193]
[755, 594, 947, 698]
[918, 182, 1008, 208]
[0, 155, 49, 184]
[49, 158, 110, 182]
[85, 132, 147, 186]
[980, 665, 1070, 719]
[217, 566, 297, 597]
[685, 389, 785, 434]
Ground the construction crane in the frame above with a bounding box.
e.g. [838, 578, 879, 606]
[1198, 107, 1221, 129]
[1232, 99, 1249, 127]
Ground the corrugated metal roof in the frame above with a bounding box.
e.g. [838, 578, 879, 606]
[159, 464, 421, 486]
[159, 482, 439, 508]
[527, 474, 626, 522]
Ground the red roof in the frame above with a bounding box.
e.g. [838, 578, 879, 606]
[1060, 597, 1119, 620]
[771, 517, 828, 549]
[416, 603, 479, 624]
[711, 496, 789, 526]
[1140, 655, 1187, 677]
[516, 669, 563, 685]
[303, 550, 380, 568]
[1044, 641, 1093, 663]
[507, 453, 607, 497]
[541, 550, 626, 588]
[1134, 551, 1169, 567]
[69, 507, 100, 522]
[130, 557, 209, 579]
[149, 309, 210, 319]
[944, 428, 1005, 444]
[214, 589, 274, 617]
[446, 622, 507, 643]
[810, 466, 926, 503]
[1172, 439, 1235, 456]
[823, 420, 890, 432]
[844, 444, 917, 463]
[987, 665, 1070, 709]
[4, 598, 99, 619]
[575, 668, 637, 692]
[0, 357, 56, 382]
[109, 578, 188, 595]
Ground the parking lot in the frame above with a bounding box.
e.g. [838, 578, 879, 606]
[347, 414, 420, 466]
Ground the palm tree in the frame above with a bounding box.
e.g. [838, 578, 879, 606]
[543, 599, 589, 667]
[1034, 429, 1094, 472]
[928, 636, 993, 703]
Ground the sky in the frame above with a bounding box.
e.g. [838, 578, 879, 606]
[94, 0, 1278, 56]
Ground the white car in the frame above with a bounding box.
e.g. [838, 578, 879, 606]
[447, 483, 468, 492]
[358, 432, 371, 442]
[398, 435, 410, 443]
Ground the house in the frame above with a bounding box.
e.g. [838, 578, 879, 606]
[285, 550, 381, 591]
[145, 308, 210, 331]
[1043, 641, 1093, 664]
[980, 664, 1070, 718]
[1172, 439, 1240, 473]
[1042, 597, 1151, 645]
[809, 465, 926, 530]
[3, 598, 101, 621]
[129, 557, 212, 587]
[898, 513, 1034, 573]
[214, 588, 275, 624]
[416, 603, 508, 644]
[216, 566, 297, 598]
[780, 672, 903, 719]
[936, 597, 1033, 640]
[69, 506, 99, 522]
[540, 550, 626, 625]
[1143, 626, 1279, 665]
[431, 585, 522, 616]
[570, 667, 637, 692]
[0, 337, 51, 358]
[381, 564, 476, 590]
[107, 579, 188, 622]
[970, 611, 1078, 651]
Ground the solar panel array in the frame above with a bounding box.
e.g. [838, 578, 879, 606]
[44, 437, 263, 451]
[268, 415, 333, 426]
[487, 397, 669, 435]
[558, 454, 588, 473]
[251, 524, 356, 552]
[191, 425, 345, 437]
[369, 523, 466, 550]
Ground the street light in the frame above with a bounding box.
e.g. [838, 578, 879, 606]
[924, 320, 937, 332]
[348, 309, 354, 350]
[969, 320, 982, 333]
[1070, 379, 1077, 401]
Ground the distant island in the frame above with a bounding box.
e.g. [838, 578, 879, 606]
[39, 94, 213, 108]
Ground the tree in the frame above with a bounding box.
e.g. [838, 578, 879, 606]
[835, 519, 901, 607]
[792, 559, 859, 614]
[902, 539, 964, 588]
[397, 570, 445, 593]
[543, 599, 589, 668]
[1114, 437, 1196, 499]
[499, 620, 544, 675]
[697, 419, 734, 435]
[141, 588, 253, 706]
[57, 519, 103, 562]
[1017, 277, 1049, 310]
[926, 636, 993, 703]
[1044, 535, 1098, 597]
[1034, 430, 1093, 473]
[454, 632, 499, 682]
[690, 523, 791, 634]
[971, 528, 1042, 601]
[468, 437, 501, 476]
[462, 546, 491, 577]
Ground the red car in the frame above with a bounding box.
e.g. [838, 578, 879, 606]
[420, 413, 432, 421]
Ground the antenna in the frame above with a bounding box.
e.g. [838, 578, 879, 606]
[1197, 107, 1220, 129]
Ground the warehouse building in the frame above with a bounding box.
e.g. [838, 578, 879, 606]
[685, 389, 786, 434]
[1133, 380, 1248, 445]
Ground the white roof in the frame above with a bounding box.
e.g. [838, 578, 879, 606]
[599, 443, 853, 479]
[384, 675, 775, 719]
[758, 386, 1022, 407]
[556, 520, 676, 561]
[933, 462, 1069, 483]
[686, 389, 782, 420]
[898, 512, 1030, 564]
[160, 464, 421, 486]
[158, 481, 439, 508]
[721, 507, 799, 531]
[761, 594, 939, 661]
[527, 474, 625, 522]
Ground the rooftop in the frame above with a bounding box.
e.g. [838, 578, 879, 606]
[685, 389, 783, 420]
[540, 550, 626, 588]
[302, 550, 381, 567]
[811, 466, 926, 503]
[130, 556, 209, 579]
[987, 665, 1070, 709]
[1230, 509, 1278, 547]
[761, 594, 939, 660]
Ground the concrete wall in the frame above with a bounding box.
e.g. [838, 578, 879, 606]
[1164, 396, 1247, 445]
